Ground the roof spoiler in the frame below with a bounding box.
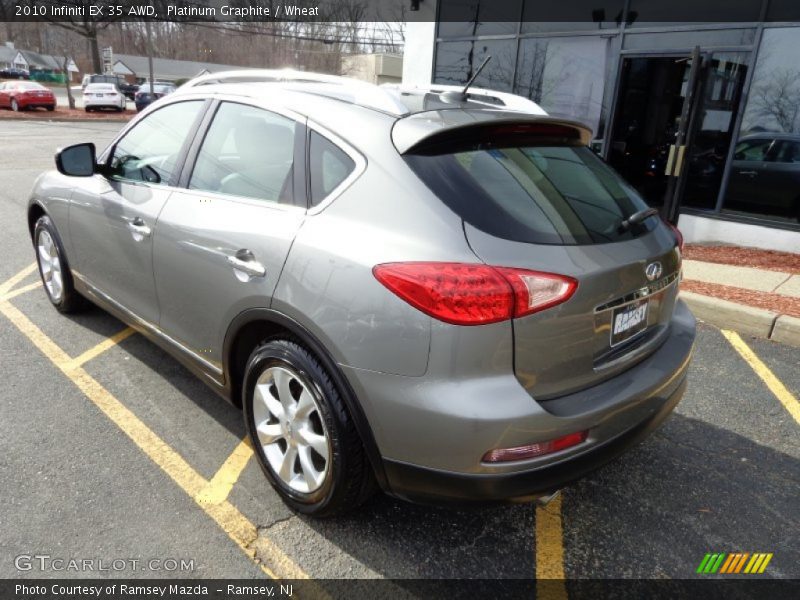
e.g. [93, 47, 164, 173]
[392, 111, 594, 154]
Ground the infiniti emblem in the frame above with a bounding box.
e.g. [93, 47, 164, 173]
[645, 262, 663, 282]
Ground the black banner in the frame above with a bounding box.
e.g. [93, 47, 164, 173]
[3, 579, 800, 600]
[3, 0, 800, 24]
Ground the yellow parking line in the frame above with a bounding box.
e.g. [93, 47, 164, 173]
[0, 262, 37, 296]
[1, 280, 42, 301]
[65, 327, 137, 370]
[536, 494, 568, 599]
[196, 437, 254, 506]
[721, 329, 800, 425]
[0, 297, 309, 581]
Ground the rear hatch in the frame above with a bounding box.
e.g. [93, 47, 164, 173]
[398, 111, 682, 399]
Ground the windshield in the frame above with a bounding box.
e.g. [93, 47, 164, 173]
[405, 144, 656, 245]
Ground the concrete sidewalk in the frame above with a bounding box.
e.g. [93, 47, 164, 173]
[679, 250, 800, 348]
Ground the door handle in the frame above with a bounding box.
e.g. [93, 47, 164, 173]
[227, 251, 266, 279]
[126, 217, 151, 241]
[738, 170, 758, 176]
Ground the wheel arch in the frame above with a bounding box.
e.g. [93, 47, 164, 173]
[27, 202, 46, 239]
[223, 308, 389, 490]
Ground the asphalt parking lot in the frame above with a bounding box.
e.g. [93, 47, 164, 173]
[0, 121, 798, 592]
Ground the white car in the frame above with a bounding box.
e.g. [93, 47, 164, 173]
[83, 83, 126, 112]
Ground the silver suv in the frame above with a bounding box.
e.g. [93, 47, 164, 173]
[27, 70, 695, 516]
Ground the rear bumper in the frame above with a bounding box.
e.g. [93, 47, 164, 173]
[383, 375, 687, 504]
[352, 300, 695, 504]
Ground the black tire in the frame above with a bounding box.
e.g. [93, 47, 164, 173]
[33, 215, 87, 313]
[46, 105, 55, 112]
[243, 338, 375, 517]
[85, 106, 92, 112]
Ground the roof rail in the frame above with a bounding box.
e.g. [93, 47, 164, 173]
[178, 68, 409, 115]
[381, 83, 547, 116]
[181, 68, 355, 88]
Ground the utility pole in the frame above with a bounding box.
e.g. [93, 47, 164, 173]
[145, 17, 155, 94]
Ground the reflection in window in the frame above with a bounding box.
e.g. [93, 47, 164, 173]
[437, 0, 521, 37]
[514, 37, 608, 136]
[722, 28, 800, 224]
[434, 40, 517, 92]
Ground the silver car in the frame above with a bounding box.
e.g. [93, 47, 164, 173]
[27, 71, 695, 516]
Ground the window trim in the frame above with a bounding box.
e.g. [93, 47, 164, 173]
[101, 99, 210, 189]
[305, 120, 367, 215]
[179, 98, 308, 209]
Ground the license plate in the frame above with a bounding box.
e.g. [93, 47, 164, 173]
[610, 300, 649, 346]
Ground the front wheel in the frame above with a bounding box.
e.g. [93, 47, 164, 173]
[33, 215, 87, 313]
[243, 339, 375, 517]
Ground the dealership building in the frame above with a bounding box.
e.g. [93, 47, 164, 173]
[404, 0, 800, 252]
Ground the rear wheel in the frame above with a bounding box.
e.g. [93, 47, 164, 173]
[243, 339, 375, 517]
[33, 215, 87, 313]
[46, 105, 55, 112]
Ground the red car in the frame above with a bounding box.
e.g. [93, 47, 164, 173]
[0, 81, 56, 112]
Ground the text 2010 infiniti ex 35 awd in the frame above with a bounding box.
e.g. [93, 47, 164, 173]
[27, 70, 695, 517]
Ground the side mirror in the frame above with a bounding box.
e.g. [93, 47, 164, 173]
[55, 143, 96, 177]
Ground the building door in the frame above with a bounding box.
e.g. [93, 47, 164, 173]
[607, 48, 748, 223]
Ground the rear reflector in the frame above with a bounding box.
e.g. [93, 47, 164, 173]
[373, 262, 577, 326]
[482, 431, 588, 463]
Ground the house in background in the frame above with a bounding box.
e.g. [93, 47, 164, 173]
[21, 49, 80, 83]
[0, 42, 80, 83]
[112, 54, 250, 84]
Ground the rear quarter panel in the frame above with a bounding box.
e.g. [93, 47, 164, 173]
[271, 128, 480, 378]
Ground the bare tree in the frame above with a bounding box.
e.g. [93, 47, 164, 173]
[751, 68, 800, 133]
[60, 54, 75, 108]
[37, 0, 122, 72]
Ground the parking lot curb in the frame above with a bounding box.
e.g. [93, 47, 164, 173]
[771, 314, 800, 348]
[680, 291, 800, 348]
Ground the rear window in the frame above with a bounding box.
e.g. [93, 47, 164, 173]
[405, 141, 656, 245]
[17, 82, 45, 90]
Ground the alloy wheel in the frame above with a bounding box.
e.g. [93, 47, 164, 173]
[253, 366, 331, 494]
[37, 230, 63, 302]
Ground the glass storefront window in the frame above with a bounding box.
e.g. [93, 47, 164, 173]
[722, 27, 800, 224]
[437, 0, 521, 38]
[514, 36, 608, 136]
[521, 0, 625, 32]
[626, 0, 762, 26]
[434, 39, 517, 92]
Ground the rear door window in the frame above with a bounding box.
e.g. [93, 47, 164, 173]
[405, 141, 654, 245]
[309, 131, 355, 206]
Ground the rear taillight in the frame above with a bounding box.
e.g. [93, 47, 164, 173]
[372, 262, 577, 326]
[495, 268, 578, 318]
[483, 430, 588, 463]
[662, 218, 684, 252]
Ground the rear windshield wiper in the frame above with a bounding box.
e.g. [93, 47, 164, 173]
[619, 207, 659, 231]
